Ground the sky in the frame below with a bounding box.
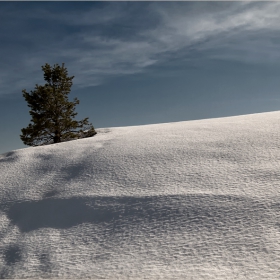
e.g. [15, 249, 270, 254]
[1, 1, 280, 154]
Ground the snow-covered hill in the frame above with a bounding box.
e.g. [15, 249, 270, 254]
[0, 111, 280, 279]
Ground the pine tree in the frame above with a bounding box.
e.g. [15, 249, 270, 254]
[20, 63, 96, 146]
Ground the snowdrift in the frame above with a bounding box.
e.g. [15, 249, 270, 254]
[0, 111, 280, 279]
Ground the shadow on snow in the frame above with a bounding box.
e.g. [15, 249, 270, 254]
[3, 194, 270, 233]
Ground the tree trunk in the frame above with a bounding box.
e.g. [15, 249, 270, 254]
[54, 130, 61, 143]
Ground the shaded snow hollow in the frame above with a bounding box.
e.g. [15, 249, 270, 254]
[0, 111, 280, 279]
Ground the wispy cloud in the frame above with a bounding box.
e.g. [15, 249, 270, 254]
[146, 2, 280, 59]
[1, 2, 280, 96]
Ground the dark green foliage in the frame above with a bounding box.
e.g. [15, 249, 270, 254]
[20, 63, 96, 146]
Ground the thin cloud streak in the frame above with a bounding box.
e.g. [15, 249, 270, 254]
[1, 2, 280, 96]
[148, 2, 280, 56]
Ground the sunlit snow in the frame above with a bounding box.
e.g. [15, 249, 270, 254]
[0, 111, 280, 279]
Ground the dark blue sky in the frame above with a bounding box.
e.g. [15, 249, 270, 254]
[1, 1, 280, 154]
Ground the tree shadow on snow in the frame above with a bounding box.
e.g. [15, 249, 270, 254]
[3, 245, 21, 265]
[3, 194, 270, 233]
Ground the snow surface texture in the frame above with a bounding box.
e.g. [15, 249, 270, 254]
[0, 111, 280, 279]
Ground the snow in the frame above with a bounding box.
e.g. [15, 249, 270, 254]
[0, 111, 280, 279]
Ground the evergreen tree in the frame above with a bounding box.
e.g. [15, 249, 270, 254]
[20, 63, 96, 146]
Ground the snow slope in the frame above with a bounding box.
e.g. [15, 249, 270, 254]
[0, 111, 280, 279]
